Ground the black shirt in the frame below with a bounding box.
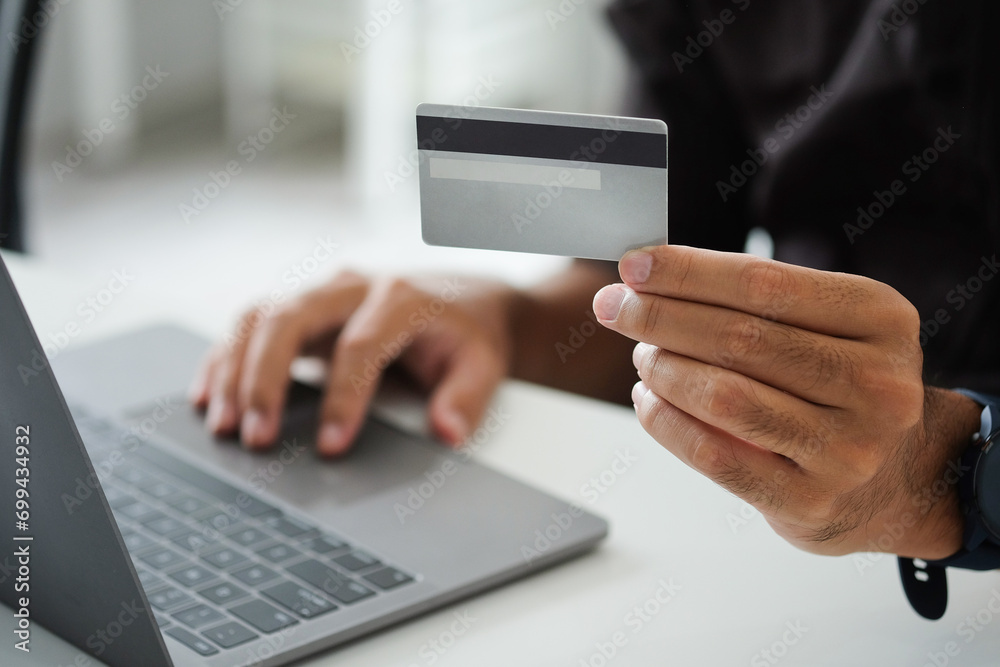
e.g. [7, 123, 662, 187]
[606, 0, 1000, 391]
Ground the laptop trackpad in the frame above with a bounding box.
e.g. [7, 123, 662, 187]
[124, 382, 452, 510]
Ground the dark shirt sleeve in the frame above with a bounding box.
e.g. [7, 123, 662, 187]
[604, 0, 1000, 393]
[606, 0, 753, 254]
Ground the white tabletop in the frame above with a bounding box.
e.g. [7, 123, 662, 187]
[3, 249, 1000, 666]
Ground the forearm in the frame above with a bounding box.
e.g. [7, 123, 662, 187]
[508, 260, 634, 405]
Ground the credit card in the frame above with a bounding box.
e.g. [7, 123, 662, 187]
[416, 104, 667, 261]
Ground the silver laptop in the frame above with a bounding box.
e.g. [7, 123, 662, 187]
[0, 253, 608, 666]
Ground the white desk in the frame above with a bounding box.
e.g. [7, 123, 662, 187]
[3, 250, 1000, 666]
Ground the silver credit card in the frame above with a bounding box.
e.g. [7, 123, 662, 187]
[417, 104, 668, 261]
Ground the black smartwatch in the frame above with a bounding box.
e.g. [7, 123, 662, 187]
[899, 389, 1000, 620]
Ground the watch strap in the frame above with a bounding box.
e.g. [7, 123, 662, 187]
[898, 388, 1000, 619]
[898, 558, 948, 620]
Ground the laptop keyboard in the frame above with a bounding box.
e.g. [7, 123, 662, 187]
[73, 411, 417, 658]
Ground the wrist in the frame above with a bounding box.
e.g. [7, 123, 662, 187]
[890, 388, 981, 559]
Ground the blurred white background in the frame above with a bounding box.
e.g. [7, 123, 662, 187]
[20, 0, 630, 340]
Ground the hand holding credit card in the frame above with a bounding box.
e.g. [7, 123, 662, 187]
[417, 104, 667, 261]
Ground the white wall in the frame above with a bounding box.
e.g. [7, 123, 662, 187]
[27, 0, 629, 178]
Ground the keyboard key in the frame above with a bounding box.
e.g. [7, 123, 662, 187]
[202, 621, 258, 649]
[199, 510, 241, 533]
[172, 604, 225, 629]
[135, 568, 162, 589]
[102, 486, 138, 509]
[306, 535, 349, 554]
[332, 550, 380, 572]
[165, 494, 211, 515]
[286, 560, 375, 605]
[255, 543, 303, 564]
[201, 547, 250, 570]
[168, 564, 217, 588]
[171, 528, 220, 553]
[145, 480, 180, 499]
[262, 580, 338, 619]
[154, 613, 171, 628]
[115, 465, 158, 487]
[122, 532, 158, 553]
[166, 626, 219, 656]
[231, 563, 280, 587]
[264, 515, 315, 539]
[364, 566, 415, 591]
[140, 547, 188, 571]
[227, 527, 271, 548]
[136, 445, 280, 517]
[118, 503, 162, 522]
[146, 517, 187, 536]
[147, 586, 194, 611]
[137, 511, 171, 527]
[229, 599, 298, 633]
[197, 582, 250, 606]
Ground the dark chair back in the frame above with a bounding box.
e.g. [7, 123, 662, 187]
[0, 0, 44, 251]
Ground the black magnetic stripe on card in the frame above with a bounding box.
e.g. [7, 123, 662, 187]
[416, 116, 666, 169]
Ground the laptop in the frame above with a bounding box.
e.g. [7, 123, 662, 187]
[0, 252, 608, 666]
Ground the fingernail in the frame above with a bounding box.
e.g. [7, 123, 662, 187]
[207, 399, 237, 433]
[632, 342, 654, 369]
[187, 377, 207, 405]
[594, 285, 627, 322]
[319, 423, 347, 455]
[241, 409, 273, 449]
[440, 410, 469, 446]
[631, 381, 649, 406]
[621, 251, 652, 284]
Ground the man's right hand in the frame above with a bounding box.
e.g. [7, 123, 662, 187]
[188, 271, 516, 457]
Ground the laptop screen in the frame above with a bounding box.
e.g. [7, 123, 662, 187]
[0, 253, 172, 665]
